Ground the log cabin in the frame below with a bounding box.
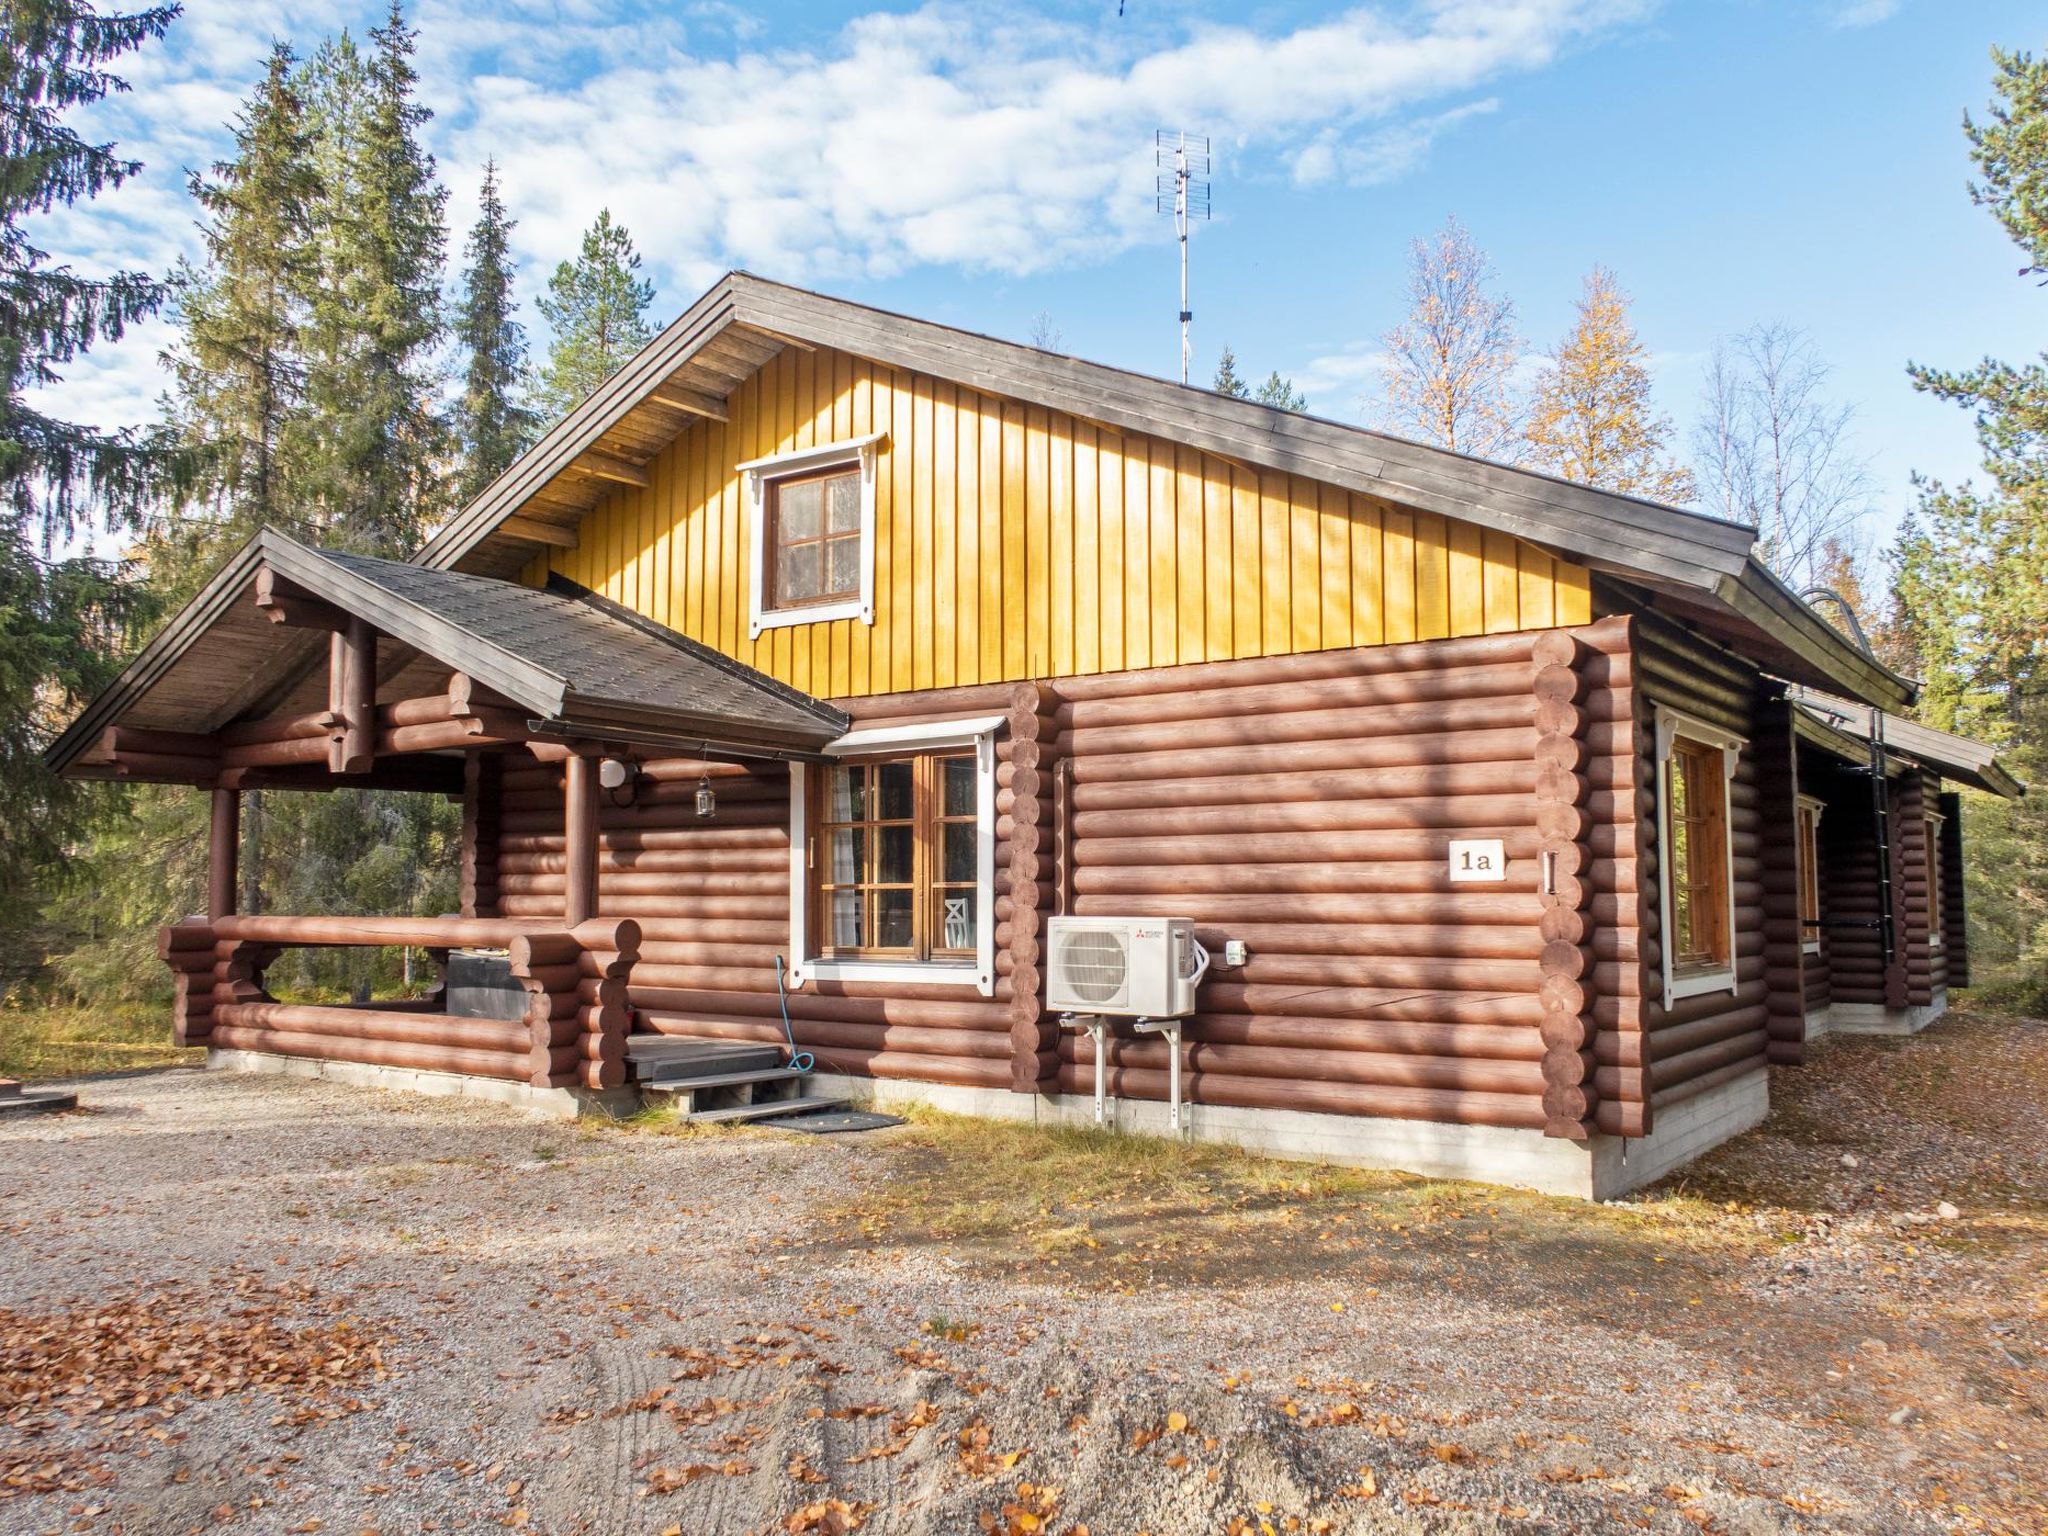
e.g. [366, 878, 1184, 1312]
[46, 274, 2023, 1198]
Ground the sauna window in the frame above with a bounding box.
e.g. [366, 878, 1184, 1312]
[1925, 812, 1945, 948]
[1654, 705, 1743, 1000]
[1796, 795, 1825, 955]
[813, 751, 981, 964]
[766, 466, 862, 611]
[740, 434, 883, 638]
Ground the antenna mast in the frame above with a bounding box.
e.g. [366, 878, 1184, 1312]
[1154, 129, 1211, 385]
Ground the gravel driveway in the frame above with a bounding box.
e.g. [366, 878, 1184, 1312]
[1, 1011, 2042, 1536]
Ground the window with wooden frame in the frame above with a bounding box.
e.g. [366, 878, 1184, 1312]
[767, 465, 862, 612]
[786, 714, 1000, 995]
[1924, 812, 1945, 948]
[740, 434, 883, 637]
[1796, 794, 1825, 954]
[812, 752, 978, 962]
[1653, 705, 1744, 1000]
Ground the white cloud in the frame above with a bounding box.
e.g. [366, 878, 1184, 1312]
[1829, 0, 1901, 27]
[28, 0, 1657, 440]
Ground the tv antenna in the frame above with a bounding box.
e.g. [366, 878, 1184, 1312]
[1154, 129, 1211, 385]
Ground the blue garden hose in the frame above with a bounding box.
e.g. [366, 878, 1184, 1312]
[772, 955, 816, 1073]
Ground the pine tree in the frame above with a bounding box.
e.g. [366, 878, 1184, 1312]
[1212, 345, 1248, 399]
[0, 0, 175, 933]
[298, 2, 447, 556]
[532, 208, 655, 420]
[1255, 371, 1307, 412]
[157, 42, 317, 592]
[1377, 216, 1523, 460]
[1524, 266, 1693, 503]
[452, 161, 536, 503]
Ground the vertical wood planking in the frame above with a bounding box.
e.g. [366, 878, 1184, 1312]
[540, 342, 1595, 699]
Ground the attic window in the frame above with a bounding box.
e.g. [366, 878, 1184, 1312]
[740, 433, 884, 637]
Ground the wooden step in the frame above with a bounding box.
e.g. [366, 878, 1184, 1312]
[625, 1037, 783, 1080]
[640, 1066, 806, 1094]
[686, 1094, 845, 1125]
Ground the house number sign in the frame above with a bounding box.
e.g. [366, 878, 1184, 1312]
[1447, 839, 1507, 883]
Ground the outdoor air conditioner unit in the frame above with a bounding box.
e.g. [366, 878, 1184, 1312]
[1046, 916, 1208, 1018]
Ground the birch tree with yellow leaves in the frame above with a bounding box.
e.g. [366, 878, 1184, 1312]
[1377, 216, 1524, 461]
[1524, 266, 1694, 503]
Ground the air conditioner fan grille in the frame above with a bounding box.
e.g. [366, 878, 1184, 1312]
[1057, 929, 1128, 1005]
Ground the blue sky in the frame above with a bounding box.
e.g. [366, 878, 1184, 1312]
[36, 0, 2043, 562]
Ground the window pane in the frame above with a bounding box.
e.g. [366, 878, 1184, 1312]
[936, 887, 977, 952]
[877, 760, 914, 820]
[825, 765, 865, 821]
[940, 756, 976, 818]
[778, 479, 822, 539]
[878, 824, 914, 884]
[876, 888, 914, 949]
[826, 471, 860, 532]
[778, 542, 821, 604]
[941, 820, 975, 884]
[829, 890, 863, 948]
[827, 828, 865, 884]
[826, 534, 860, 596]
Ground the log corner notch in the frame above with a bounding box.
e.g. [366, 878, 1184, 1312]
[1532, 629, 1597, 1140]
[1006, 682, 1060, 1094]
[511, 917, 641, 1091]
[159, 919, 218, 1048]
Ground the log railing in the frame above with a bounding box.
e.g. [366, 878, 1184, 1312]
[159, 913, 640, 1092]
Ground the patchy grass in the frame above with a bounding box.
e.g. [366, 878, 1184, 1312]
[814, 1105, 1763, 1291]
[0, 1000, 200, 1081]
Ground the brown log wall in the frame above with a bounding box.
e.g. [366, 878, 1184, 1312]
[1939, 790, 1969, 986]
[1624, 613, 1771, 1125]
[1753, 695, 1806, 1065]
[157, 914, 638, 1091]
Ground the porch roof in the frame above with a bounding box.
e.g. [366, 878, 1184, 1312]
[46, 527, 850, 780]
[1792, 691, 2025, 799]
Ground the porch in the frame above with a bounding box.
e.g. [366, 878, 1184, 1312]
[48, 527, 851, 1115]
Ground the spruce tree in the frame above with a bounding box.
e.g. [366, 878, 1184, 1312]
[532, 208, 655, 420]
[1212, 345, 1248, 399]
[158, 41, 317, 593]
[1254, 371, 1308, 412]
[298, 2, 447, 556]
[453, 160, 536, 502]
[1524, 266, 1693, 503]
[0, 0, 175, 933]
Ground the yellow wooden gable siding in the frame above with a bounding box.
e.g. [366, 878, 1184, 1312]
[541, 345, 1592, 698]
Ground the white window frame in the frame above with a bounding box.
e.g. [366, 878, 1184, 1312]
[1797, 793, 1826, 956]
[1652, 703, 1745, 1002]
[1925, 810, 1946, 950]
[786, 714, 1003, 996]
[741, 432, 886, 638]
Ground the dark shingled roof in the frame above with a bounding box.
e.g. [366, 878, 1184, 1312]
[44, 528, 848, 776]
[306, 547, 845, 742]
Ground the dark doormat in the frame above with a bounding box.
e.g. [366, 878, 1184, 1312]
[757, 1109, 906, 1134]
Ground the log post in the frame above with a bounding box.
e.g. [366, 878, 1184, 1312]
[563, 750, 600, 926]
[1532, 630, 1596, 1141]
[1006, 682, 1061, 1094]
[328, 617, 375, 775]
[461, 752, 502, 919]
[207, 787, 239, 922]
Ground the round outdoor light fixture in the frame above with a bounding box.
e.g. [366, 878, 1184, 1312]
[694, 773, 717, 818]
[599, 757, 638, 806]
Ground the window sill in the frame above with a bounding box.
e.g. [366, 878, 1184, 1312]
[752, 596, 869, 636]
[793, 957, 991, 996]
[1667, 966, 1737, 1000]
[1801, 940, 1822, 956]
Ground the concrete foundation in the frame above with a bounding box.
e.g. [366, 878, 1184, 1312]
[206, 1048, 640, 1121]
[1808, 988, 1947, 1038]
[807, 1066, 1773, 1201]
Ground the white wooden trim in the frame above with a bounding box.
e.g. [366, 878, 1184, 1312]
[1653, 703, 1742, 1002]
[787, 716, 1000, 996]
[1797, 793, 1826, 955]
[745, 433, 886, 638]
[1925, 810, 1946, 949]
